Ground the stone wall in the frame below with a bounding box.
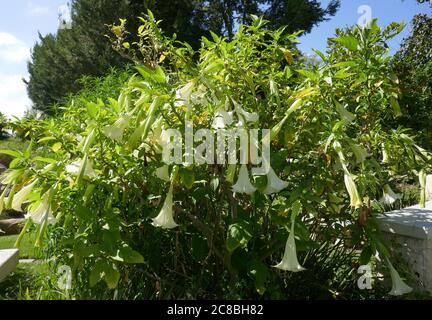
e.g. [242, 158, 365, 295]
[378, 201, 432, 292]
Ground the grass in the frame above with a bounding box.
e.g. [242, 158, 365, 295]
[0, 233, 44, 259]
[0, 232, 64, 300]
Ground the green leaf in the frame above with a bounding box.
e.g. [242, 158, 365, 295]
[37, 136, 56, 144]
[390, 97, 402, 117]
[0, 149, 22, 158]
[333, 69, 355, 79]
[111, 245, 144, 264]
[51, 142, 62, 153]
[226, 221, 252, 252]
[248, 260, 269, 296]
[85, 101, 99, 118]
[332, 36, 359, 51]
[360, 246, 373, 265]
[32, 156, 57, 164]
[180, 168, 195, 190]
[89, 260, 106, 287]
[104, 264, 120, 289]
[296, 69, 317, 81]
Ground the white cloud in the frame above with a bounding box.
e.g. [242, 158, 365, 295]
[0, 32, 30, 63]
[0, 73, 31, 119]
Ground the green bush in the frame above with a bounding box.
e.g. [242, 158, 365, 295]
[1, 16, 430, 300]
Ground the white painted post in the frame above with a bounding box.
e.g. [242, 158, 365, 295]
[0, 249, 20, 282]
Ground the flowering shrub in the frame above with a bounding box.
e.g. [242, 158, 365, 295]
[1, 15, 430, 299]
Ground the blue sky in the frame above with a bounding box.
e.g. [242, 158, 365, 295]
[0, 1, 430, 118]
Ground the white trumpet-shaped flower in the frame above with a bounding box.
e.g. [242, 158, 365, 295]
[175, 80, 196, 107]
[152, 184, 178, 229]
[232, 165, 256, 195]
[274, 223, 305, 272]
[11, 180, 38, 212]
[382, 143, 389, 164]
[344, 171, 363, 208]
[25, 193, 57, 225]
[381, 184, 401, 205]
[387, 259, 413, 296]
[103, 115, 131, 142]
[212, 109, 234, 129]
[263, 167, 288, 195]
[155, 165, 170, 182]
[151, 117, 164, 146]
[0, 187, 8, 214]
[66, 158, 96, 178]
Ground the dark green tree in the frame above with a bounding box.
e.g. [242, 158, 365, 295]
[393, 14, 432, 147]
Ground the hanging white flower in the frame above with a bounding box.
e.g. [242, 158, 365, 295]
[382, 143, 389, 164]
[344, 171, 362, 208]
[66, 158, 96, 178]
[274, 222, 306, 272]
[103, 114, 131, 142]
[212, 109, 234, 129]
[0, 187, 8, 214]
[155, 165, 170, 182]
[25, 193, 57, 225]
[387, 258, 413, 296]
[152, 184, 178, 229]
[175, 80, 196, 107]
[263, 167, 288, 195]
[381, 184, 401, 205]
[232, 165, 256, 195]
[11, 180, 38, 212]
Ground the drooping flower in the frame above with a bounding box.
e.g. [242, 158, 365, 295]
[382, 143, 389, 164]
[232, 165, 256, 195]
[263, 167, 288, 195]
[381, 184, 401, 205]
[274, 222, 305, 272]
[25, 192, 57, 225]
[103, 114, 131, 142]
[152, 184, 178, 229]
[66, 157, 96, 178]
[11, 180, 38, 212]
[0, 186, 8, 214]
[155, 165, 170, 182]
[151, 117, 165, 149]
[212, 109, 234, 129]
[175, 80, 196, 108]
[386, 258, 413, 296]
[344, 171, 362, 208]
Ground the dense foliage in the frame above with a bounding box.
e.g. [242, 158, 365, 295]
[3, 15, 430, 299]
[393, 14, 432, 148]
[26, 0, 340, 114]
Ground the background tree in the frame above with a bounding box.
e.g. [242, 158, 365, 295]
[393, 14, 432, 147]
